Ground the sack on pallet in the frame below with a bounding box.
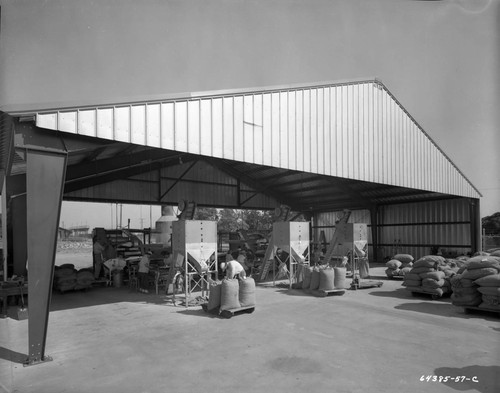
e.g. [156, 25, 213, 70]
[478, 302, 500, 310]
[220, 279, 240, 311]
[450, 276, 477, 288]
[239, 277, 256, 307]
[481, 295, 500, 307]
[422, 278, 445, 289]
[419, 271, 445, 280]
[413, 255, 445, 268]
[451, 292, 482, 306]
[318, 268, 335, 291]
[477, 286, 500, 296]
[207, 280, 222, 311]
[386, 259, 402, 269]
[461, 268, 498, 281]
[309, 268, 321, 291]
[453, 287, 480, 297]
[474, 274, 500, 287]
[419, 287, 445, 296]
[400, 267, 412, 275]
[302, 267, 313, 290]
[466, 257, 500, 271]
[334, 267, 346, 289]
[409, 266, 436, 275]
[404, 273, 421, 281]
[385, 268, 398, 278]
[403, 279, 422, 287]
[393, 254, 414, 264]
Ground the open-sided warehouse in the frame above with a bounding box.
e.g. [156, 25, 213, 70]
[0, 1, 493, 391]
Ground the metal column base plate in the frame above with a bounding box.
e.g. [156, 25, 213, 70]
[24, 355, 53, 367]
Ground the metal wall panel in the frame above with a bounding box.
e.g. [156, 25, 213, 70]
[314, 199, 473, 262]
[35, 80, 481, 199]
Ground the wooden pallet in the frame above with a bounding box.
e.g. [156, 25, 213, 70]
[410, 289, 450, 300]
[350, 280, 383, 290]
[202, 303, 255, 319]
[311, 289, 345, 297]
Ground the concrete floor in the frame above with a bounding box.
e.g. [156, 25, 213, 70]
[1, 266, 499, 393]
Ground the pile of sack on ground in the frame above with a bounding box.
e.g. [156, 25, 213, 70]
[402, 255, 462, 298]
[292, 264, 347, 296]
[206, 277, 256, 313]
[450, 252, 500, 310]
[53, 264, 95, 293]
[385, 254, 414, 278]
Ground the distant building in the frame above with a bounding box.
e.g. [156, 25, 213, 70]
[69, 226, 90, 238]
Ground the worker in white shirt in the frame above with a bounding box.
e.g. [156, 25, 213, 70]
[220, 259, 246, 280]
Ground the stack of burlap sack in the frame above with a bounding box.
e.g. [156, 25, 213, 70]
[206, 277, 256, 313]
[385, 254, 414, 278]
[451, 253, 500, 309]
[297, 265, 347, 296]
[53, 264, 95, 292]
[402, 255, 460, 297]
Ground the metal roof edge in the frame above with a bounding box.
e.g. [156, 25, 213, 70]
[2, 77, 379, 116]
[376, 81, 483, 199]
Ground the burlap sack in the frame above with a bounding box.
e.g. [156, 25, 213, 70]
[318, 268, 335, 291]
[477, 286, 500, 296]
[452, 287, 480, 297]
[450, 275, 478, 288]
[400, 267, 412, 275]
[422, 278, 445, 289]
[302, 267, 313, 290]
[466, 257, 500, 271]
[393, 254, 414, 264]
[239, 277, 256, 307]
[404, 273, 421, 281]
[413, 255, 445, 268]
[207, 280, 222, 311]
[419, 271, 446, 280]
[481, 295, 500, 307]
[309, 268, 321, 290]
[478, 302, 500, 310]
[474, 274, 500, 287]
[386, 259, 402, 269]
[461, 268, 498, 280]
[403, 279, 422, 287]
[418, 286, 444, 296]
[410, 266, 436, 274]
[334, 267, 346, 289]
[220, 279, 240, 311]
[451, 292, 482, 306]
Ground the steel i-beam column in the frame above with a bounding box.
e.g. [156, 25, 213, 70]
[25, 149, 67, 365]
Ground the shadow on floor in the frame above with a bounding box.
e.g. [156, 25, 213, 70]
[368, 288, 414, 300]
[48, 286, 192, 312]
[395, 302, 500, 321]
[433, 365, 500, 392]
[0, 347, 28, 364]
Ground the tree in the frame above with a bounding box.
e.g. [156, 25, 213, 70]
[194, 207, 218, 221]
[217, 208, 240, 232]
[482, 212, 500, 235]
[240, 209, 274, 231]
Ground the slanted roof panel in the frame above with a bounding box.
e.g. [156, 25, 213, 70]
[33, 79, 480, 200]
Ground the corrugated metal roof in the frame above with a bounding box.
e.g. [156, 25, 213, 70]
[32, 79, 480, 200]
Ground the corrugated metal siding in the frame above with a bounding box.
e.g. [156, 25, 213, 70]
[35, 80, 480, 199]
[314, 199, 473, 262]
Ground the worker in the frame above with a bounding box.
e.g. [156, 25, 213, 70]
[220, 259, 246, 280]
[93, 237, 106, 279]
[138, 251, 151, 293]
[237, 250, 250, 274]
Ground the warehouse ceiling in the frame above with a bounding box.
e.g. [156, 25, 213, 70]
[7, 123, 455, 214]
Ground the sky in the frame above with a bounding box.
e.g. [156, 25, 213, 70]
[1, 0, 498, 229]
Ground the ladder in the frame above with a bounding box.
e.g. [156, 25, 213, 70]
[322, 210, 351, 264]
[257, 233, 276, 281]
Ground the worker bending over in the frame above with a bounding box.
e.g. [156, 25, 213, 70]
[220, 259, 246, 280]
